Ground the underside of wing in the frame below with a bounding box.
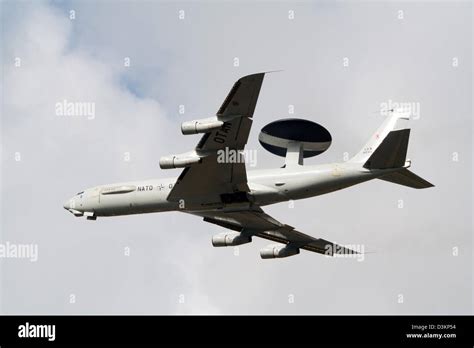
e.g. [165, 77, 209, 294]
[166, 73, 266, 203]
[217, 72, 265, 120]
[190, 208, 358, 259]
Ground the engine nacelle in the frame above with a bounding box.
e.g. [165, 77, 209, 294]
[260, 244, 300, 259]
[159, 151, 201, 169]
[212, 232, 252, 247]
[181, 117, 224, 135]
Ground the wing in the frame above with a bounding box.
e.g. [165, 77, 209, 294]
[168, 73, 265, 202]
[190, 208, 357, 256]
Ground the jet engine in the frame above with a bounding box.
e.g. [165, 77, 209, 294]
[159, 151, 201, 169]
[212, 232, 252, 247]
[181, 117, 224, 135]
[260, 244, 300, 259]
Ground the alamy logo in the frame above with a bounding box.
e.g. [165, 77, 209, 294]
[0, 241, 38, 262]
[55, 99, 95, 119]
[217, 147, 257, 167]
[380, 99, 420, 119]
[18, 322, 56, 341]
[324, 243, 365, 262]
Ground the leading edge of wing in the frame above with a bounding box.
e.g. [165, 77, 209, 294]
[216, 71, 280, 118]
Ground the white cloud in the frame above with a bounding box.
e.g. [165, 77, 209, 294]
[1, 2, 222, 314]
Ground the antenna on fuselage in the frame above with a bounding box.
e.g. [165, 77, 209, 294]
[258, 118, 332, 168]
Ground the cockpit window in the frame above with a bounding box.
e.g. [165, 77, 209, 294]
[76, 191, 84, 195]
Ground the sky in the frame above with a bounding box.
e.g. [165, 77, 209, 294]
[0, 0, 472, 314]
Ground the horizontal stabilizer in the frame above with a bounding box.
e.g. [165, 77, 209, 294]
[364, 129, 410, 169]
[379, 168, 434, 189]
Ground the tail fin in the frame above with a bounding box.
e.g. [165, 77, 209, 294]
[349, 109, 434, 189]
[379, 168, 434, 189]
[363, 129, 410, 169]
[350, 109, 410, 165]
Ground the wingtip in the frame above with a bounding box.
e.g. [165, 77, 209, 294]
[254, 70, 284, 76]
[362, 250, 377, 255]
[239, 70, 283, 80]
[264, 69, 284, 74]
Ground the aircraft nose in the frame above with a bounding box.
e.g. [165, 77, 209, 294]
[63, 200, 70, 210]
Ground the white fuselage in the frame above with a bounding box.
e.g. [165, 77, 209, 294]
[63, 162, 399, 218]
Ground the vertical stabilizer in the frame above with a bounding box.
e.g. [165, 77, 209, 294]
[350, 109, 410, 164]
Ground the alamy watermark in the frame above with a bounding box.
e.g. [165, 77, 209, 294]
[380, 99, 420, 119]
[217, 147, 257, 167]
[325, 243, 365, 262]
[55, 99, 95, 119]
[0, 241, 38, 262]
